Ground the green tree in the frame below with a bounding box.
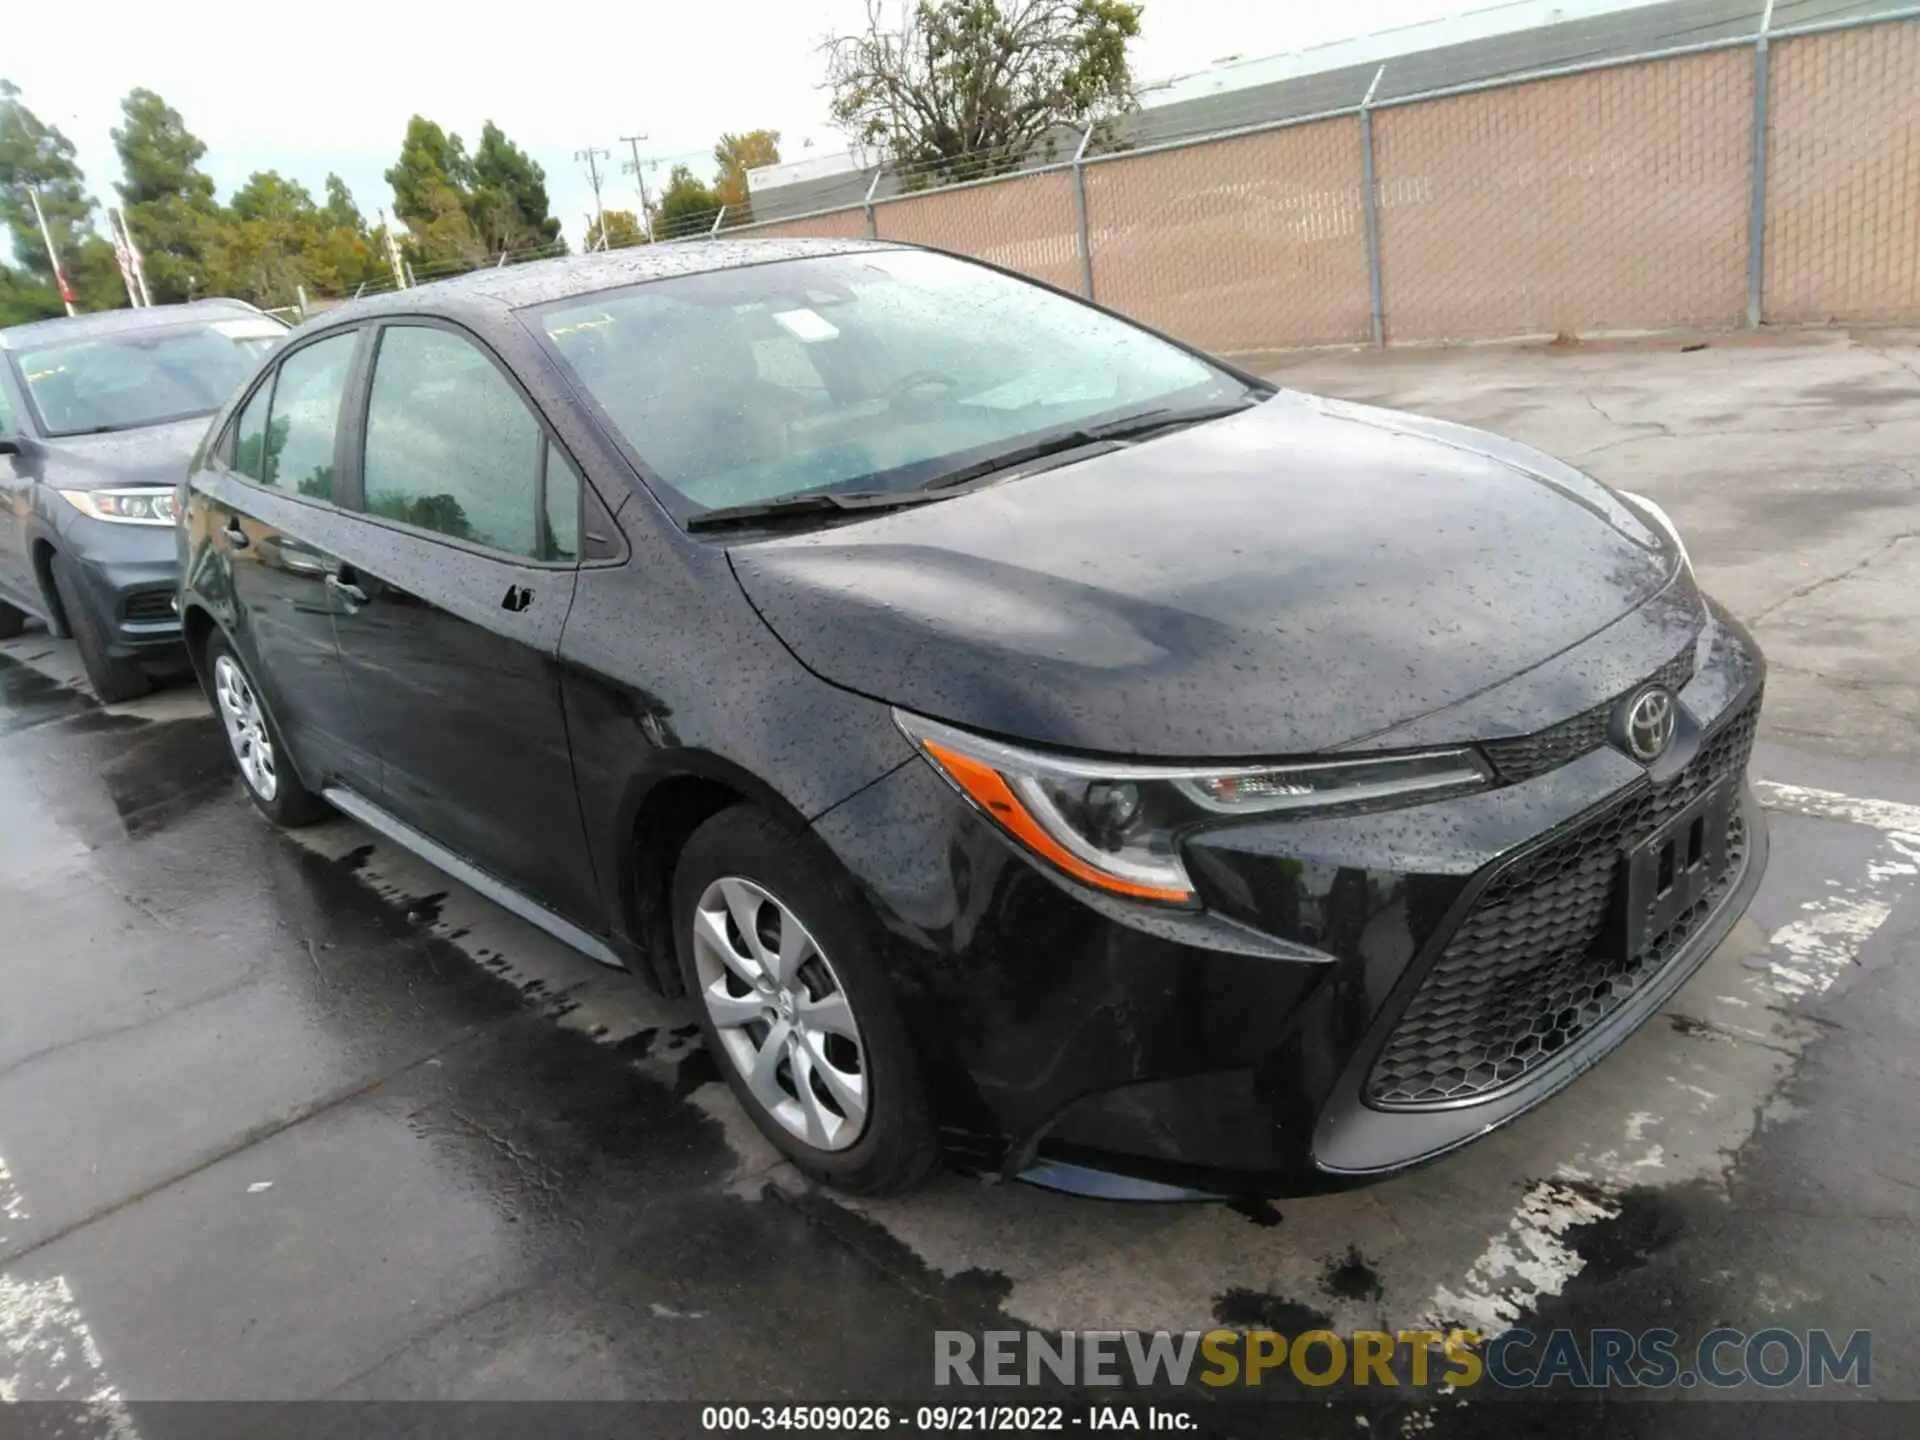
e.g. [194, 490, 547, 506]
[322, 174, 365, 233]
[385, 116, 473, 227]
[824, 0, 1141, 186]
[1, 79, 124, 311]
[210, 170, 316, 306]
[713, 129, 781, 219]
[0, 261, 63, 325]
[650, 165, 723, 240]
[584, 209, 645, 251]
[471, 121, 563, 256]
[228, 169, 316, 224]
[385, 116, 487, 273]
[113, 88, 220, 302]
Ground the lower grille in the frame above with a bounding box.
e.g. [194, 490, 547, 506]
[1365, 690, 1760, 1110]
[123, 590, 177, 623]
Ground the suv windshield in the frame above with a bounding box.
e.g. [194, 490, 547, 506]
[529, 250, 1255, 521]
[14, 316, 285, 437]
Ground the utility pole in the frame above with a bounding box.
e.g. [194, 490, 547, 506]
[576, 147, 610, 249]
[619, 133, 656, 241]
[378, 209, 407, 289]
[114, 207, 152, 307]
[27, 187, 76, 316]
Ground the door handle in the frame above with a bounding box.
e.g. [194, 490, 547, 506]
[324, 571, 369, 605]
[223, 518, 250, 549]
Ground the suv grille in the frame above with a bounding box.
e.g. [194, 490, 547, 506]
[123, 590, 177, 623]
[1365, 689, 1760, 1110]
[1482, 646, 1698, 784]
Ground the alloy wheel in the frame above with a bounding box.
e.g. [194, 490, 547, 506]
[213, 654, 279, 802]
[691, 876, 870, 1151]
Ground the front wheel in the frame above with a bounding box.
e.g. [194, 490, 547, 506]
[205, 632, 329, 827]
[672, 805, 939, 1195]
[0, 600, 24, 640]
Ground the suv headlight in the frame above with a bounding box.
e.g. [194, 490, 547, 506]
[895, 711, 1491, 905]
[60, 487, 179, 526]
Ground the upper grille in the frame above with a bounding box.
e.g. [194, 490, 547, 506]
[1482, 646, 1698, 784]
[1365, 688, 1760, 1110]
[122, 590, 177, 623]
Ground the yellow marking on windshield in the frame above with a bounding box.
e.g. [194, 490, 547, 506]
[549, 314, 616, 338]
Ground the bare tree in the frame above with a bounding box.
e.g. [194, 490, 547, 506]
[824, 0, 1142, 188]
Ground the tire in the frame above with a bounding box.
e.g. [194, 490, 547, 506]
[48, 550, 150, 704]
[204, 631, 330, 827]
[0, 600, 23, 640]
[672, 804, 940, 1195]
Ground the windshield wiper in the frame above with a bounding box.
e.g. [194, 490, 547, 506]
[685, 488, 952, 533]
[917, 399, 1261, 493]
[685, 398, 1266, 530]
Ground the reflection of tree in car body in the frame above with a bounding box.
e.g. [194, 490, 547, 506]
[368, 489, 476, 542]
[236, 414, 287, 485]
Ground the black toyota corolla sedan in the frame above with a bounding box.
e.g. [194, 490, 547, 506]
[176, 240, 1765, 1198]
[1, 300, 287, 699]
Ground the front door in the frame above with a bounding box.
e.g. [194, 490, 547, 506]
[189, 329, 379, 792]
[327, 321, 599, 927]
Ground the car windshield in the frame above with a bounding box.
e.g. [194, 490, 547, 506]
[14, 316, 285, 438]
[529, 250, 1254, 520]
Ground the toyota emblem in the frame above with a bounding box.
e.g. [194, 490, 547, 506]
[1618, 685, 1678, 763]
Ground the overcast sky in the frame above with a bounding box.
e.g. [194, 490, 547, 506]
[7, 0, 1459, 252]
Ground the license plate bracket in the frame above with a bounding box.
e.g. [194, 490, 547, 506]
[1613, 782, 1736, 959]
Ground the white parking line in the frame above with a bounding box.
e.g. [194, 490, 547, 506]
[1420, 780, 1918, 1337]
[1755, 780, 1920, 837]
[0, 1152, 138, 1433]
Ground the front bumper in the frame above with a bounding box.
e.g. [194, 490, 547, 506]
[811, 601, 1768, 1196]
[62, 517, 184, 661]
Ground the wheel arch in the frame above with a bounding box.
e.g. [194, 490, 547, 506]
[28, 537, 68, 637]
[615, 750, 824, 997]
[180, 601, 218, 697]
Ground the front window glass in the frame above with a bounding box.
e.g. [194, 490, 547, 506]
[531, 250, 1246, 519]
[14, 317, 287, 437]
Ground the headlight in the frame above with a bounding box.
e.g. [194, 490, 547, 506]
[895, 711, 1491, 906]
[59, 487, 179, 526]
[1618, 490, 1691, 575]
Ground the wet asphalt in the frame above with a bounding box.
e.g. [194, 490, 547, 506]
[3, 332, 1919, 1436]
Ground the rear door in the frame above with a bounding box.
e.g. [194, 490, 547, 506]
[190, 327, 379, 791]
[326, 319, 600, 927]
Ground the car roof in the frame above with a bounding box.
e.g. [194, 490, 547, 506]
[300, 237, 903, 336]
[0, 298, 270, 351]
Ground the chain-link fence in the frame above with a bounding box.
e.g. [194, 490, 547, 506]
[727, 7, 1919, 352]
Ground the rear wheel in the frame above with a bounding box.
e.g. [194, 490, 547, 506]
[205, 632, 329, 827]
[48, 550, 150, 703]
[0, 600, 23, 640]
[672, 804, 939, 1195]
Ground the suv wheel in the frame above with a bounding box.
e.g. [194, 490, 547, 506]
[0, 600, 23, 640]
[672, 805, 939, 1195]
[48, 551, 150, 703]
[206, 633, 329, 827]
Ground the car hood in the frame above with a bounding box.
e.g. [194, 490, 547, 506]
[727, 391, 1682, 758]
[36, 416, 212, 491]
